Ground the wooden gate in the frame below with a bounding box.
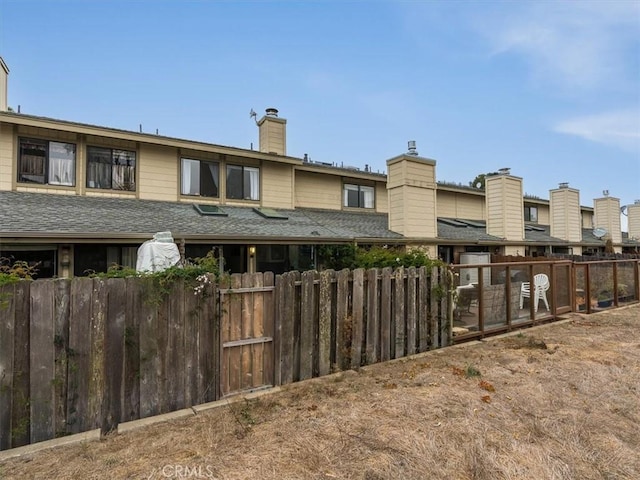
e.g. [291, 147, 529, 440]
[218, 272, 275, 397]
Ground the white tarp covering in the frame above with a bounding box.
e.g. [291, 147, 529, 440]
[136, 232, 180, 273]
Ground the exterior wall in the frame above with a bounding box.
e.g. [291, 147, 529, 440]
[294, 170, 342, 209]
[0, 122, 13, 190]
[258, 116, 286, 155]
[581, 210, 593, 229]
[262, 161, 293, 209]
[504, 245, 526, 256]
[138, 143, 178, 201]
[375, 182, 388, 213]
[485, 174, 524, 241]
[436, 190, 485, 220]
[594, 197, 622, 247]
[536, 204, 550, 225]
[628, 202, 640, 241]
[386, 155, 437, 238]
[550, 187, 581, 242]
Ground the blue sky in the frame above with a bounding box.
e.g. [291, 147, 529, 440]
[1, 0, 638, 227]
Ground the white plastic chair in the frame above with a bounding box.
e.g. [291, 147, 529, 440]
[519, 273, 550, 313]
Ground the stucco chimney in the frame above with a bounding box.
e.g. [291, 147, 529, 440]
[550, 182, 582, 243]
[485, 169, 524, 244]
[386, 143, 437, 238]
[258, 108, 286, 155]
[628, 200, 640, 241]
[0, 57, 9, 111]
[594, 194, 622, 251]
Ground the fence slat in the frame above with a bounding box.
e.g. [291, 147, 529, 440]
[240, 273, 254, 391]
[380, 267, 392, 362]
[29, 280, 56, 443]
[279, 272, 296, 385]
[10, 282, 31, 448]
[394, 267, 405, 359]
[87, 279, 107, 429]
[335, 269, 350, 370]
[318, 270, 333, 376]
[351, 269, 364, 369]
[138, 280, 160, 418]
[365, 268, 379, 364]
[182, 279, 197, 407]
[122, 277, 140, 421]
[197, 276, 217, 403]
[262, 272, 275, 388]
[102, 278, 125, 435]
[407, 267, 417, 355]
[299, 271, 315, 380]
[53, 280, 70, 438]
[0, 285, 16, 450]
[250, 273, 265, 388]
[418, 267, 429, 352]
[429, 267, 440, 348]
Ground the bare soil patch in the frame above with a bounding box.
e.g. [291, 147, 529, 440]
[2, 305, 639, 480]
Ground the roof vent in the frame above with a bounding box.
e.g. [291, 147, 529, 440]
[602, 189, 609, 197]
[407, 140, 418, 156]
[498, 167, 511, 175]
[559, 182, 569, 189]
[635, 199, 640, 205]
[265, 107, 279, 117]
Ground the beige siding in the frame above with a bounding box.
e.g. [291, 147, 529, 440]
[388, 185, 436, 238]
[594, 197, 622, 244]
[375, 182, 388, 213]
[536, 205, 549, 224]
[581, 210, 593, 229]
[138, 143, 178, 201]
[294, 170, 341, 209]
[436, 190, 485, 220]
[262, 161, 293, 209]
[486, 175, 524, 241]
[550, 188, 581, 242]
[627, 203, 640, 240]
[0, 122, 13, 190]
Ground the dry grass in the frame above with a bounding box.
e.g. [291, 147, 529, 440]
[2, 305, 639, 480]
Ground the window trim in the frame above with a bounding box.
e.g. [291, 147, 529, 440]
[86, 145, 137, 191]
[17, 137, 77, 187]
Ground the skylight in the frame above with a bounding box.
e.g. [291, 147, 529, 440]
[193, 204, 228, 216]
[253, 207, 288, 220]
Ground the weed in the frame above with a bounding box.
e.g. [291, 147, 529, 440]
[465, 364, 482, 378]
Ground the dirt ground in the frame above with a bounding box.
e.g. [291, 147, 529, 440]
[2, 305, 639, 480]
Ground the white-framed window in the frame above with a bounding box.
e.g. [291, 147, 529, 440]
[226, 165, 260, 200]
[18, 137, 76, 186]
[181, 158, 219, 197]
[343, 183, 374, 209]
[87, 146, 136, 191]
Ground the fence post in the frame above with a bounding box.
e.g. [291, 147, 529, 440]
[351, 268, 365, 369]
[393, 267, 405, 359]
[365, 268, 379, 364]
[318, 270, 334, 376]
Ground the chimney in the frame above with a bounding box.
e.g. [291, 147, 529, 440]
[550, 182, 582, 245]
[485, 168, 524, 244]
[257, 108, 286, 155]
[628, 200, 640, 241]
[0, 57, 9, 111]
[594, 193, 622, 251]
[386, 142, 437, 238]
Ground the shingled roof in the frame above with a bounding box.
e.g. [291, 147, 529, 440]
[0, 191, 401, 242]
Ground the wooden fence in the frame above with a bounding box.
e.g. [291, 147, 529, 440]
[0, 265, 451, 451]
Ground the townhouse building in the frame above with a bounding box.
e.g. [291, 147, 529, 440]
[1, 57, 637, 278]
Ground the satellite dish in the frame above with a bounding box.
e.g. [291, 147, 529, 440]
[621, 205, 628, 216]
[593, 227, 607, 239]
